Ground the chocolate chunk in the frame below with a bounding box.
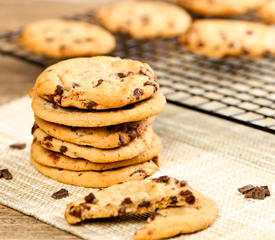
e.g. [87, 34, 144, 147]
[121, 197, 132, 205]
[198, 42, 205, 47]
[95, 79, 104, 87]
[55, 85, 64, 95]
[138, 200, 150, 208]
[45, 37, 53, 42]
[80, 203, 91, 210]
[149, 211, 160, 221]
[31, 123, 39, 134]
[127, 128, 137, 140]
[117, 72, 127, 78]
[170, 196, 178, 204]
[118, 207, 126, 215]
[238, 185, 255, 194]
[51, 188, 69, 199]
[52, 103, 58, 109]
[261, 186, 270, 196]
[174, 178, 179, 184]
[45, 142, 53, 148]
[141, 15, 150, 25]
[153, 176, 170, 184]
[49, 153, 60, 163]
[60, 146, 68, 154]
[245, 187, 265, 200]
[70, 207, 81, 218]
[72, 82, 80, 88]
[9, 143, 26, 150]
[44, 135, 53, 141]
[86, 37, 93, 42]
[186, 195, 195, 204]
[85, 192, 95, 203]
[0, 169, 13, 180]
[144, 81, 158, 92]
[180, 180, 187, 187]
[59, 45, 67, 52]
[85, 101, 98, 109]
[118, 135, 125, 146]
[130, 169, 146, 177]
[180, 190, 192, 196]
[133, 88, 143, 100]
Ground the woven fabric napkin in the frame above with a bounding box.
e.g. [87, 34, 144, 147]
[0, 96, 274, 240]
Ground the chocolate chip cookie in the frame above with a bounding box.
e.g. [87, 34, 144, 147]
[96, 1, 191, 39]
[20, 19, 116, 58]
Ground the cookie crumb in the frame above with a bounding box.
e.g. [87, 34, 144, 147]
[0, 169, 13, 180]
[9, 143, 26, 150]
[51, 188, 69, 199]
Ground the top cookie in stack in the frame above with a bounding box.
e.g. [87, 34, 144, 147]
[30, 56, 166, 188]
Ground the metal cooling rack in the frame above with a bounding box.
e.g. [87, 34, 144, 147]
[0, 11, 274, 134]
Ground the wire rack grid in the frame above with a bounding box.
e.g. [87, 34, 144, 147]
[0, 10, 274, 134]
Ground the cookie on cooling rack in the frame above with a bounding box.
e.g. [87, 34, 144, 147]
[180, 19, 275, 58]
[174, 0, 265, 16]
[20, 19, 116, 58]
[95, 1, 191, 39]
[257, 0, 275, 23]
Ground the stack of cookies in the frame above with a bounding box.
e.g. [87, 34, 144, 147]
[30, 56, 166, 188]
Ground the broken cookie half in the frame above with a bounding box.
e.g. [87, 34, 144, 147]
[64, 176, 218, 240]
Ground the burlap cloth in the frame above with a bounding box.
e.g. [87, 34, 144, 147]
[0, 96, 274, 240]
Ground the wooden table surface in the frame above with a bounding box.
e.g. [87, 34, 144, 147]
[0, 1, 105, 239]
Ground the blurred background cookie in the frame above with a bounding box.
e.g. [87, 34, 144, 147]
[96, 1, 191, 39]
[20, 19, 116, 58]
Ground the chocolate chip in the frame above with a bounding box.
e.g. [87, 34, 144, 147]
[246, 30, 253, 35]
[228, 42, 235, 48]
[138, 200, 150, 208]
[244, 187, 265, 200]
[49, 153, 60, 163]
[0, 169, 13, 180]
[72, 83, 80, 88]
[152, 156, 159, 166]
[118, 135, 125, 146]
[52, 103, 58, 109]
[86, 37, 93, 42]
[127, 128, 137, 140]
[153, 176, 170, 184]
[9, 143, 26, 150]
[60, 146, 68, 154]
[197, 42, 205, 47]
[121, 197, 132, 205]
[95, 79, 104, 87]
[45, 37, 54, 42]
[242, 47, 250, 55]
[170, 196, 178, 204]
[51, 188, 69, 199]
[117, 72, 127, 78]
[144, 81, 158, 92]
[261, 186, 270, 196]
[59, 45, 67, 52]
[31, 124, 39, 134]
[180, 190, 192, 196]
[238, 185, 255, 194]
[174, 178, 179, 184]
[149, 211, 160, 220]
[139, 67, 151, 77]
[55, 85, 64, 95]
[130, 169, 146, 177]
[45, 142, 53, 148]
[186, 195, 195, 204]
[85, 192, 95, 203]
[133, 88, 143, 100]
[80, 203, 91, 210]
[70, 207, 81, 218]
[44, 136, 53, 141]
[180, 180, 187, 187]
[118, 207, 126, 215]
[141, 15, 150, 25]
[85, 101, 98, 109]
